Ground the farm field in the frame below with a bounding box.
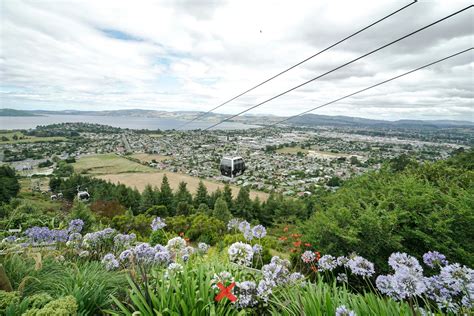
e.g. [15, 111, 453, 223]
[0, 131, 66, 144]
[73, 154, 153, 175]
[97, 171, 269, 200]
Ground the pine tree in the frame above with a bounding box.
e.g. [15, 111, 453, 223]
[222, 184, 233, 210]
[175, 181, 192, 206]
[158, 174, 174, 213]
[209, 188, 222, 209]
[194, 180, 209, 207]
[140, 184, 159, 213]
[212, 197, 232, 223]
[234, 186, 252, 219]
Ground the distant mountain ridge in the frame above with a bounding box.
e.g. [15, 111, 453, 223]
[289, 114, 474, 128]
[0, 108, 41, 117]
[1, 108, 472, 129]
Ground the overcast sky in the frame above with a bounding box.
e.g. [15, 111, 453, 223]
[1, 0, 473, 121]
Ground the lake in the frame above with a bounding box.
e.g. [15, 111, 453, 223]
[0, 115, 260, 130]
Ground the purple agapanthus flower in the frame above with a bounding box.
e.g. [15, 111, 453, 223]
[423, 251, 448, 268]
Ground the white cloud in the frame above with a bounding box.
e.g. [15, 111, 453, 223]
[0, 0, 473, 121]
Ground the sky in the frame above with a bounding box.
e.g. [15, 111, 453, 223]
[1, 0, 473, 121]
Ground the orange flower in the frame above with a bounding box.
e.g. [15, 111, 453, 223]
[184, 238, 190, 242]
[315, 252, 321, 260]
[179, 232, 184, 237]
[283, 226, 289, 232]
[311, 266, 318, 272]
[278, 236, 288, 241]
[293, 241, 302, 247]
[304, 243, 311, 247]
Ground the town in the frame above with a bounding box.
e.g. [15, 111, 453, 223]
[1, 122, 469, 197]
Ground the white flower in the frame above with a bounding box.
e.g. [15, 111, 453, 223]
[228, 242, 254, 266]
[346, 256, 375, 277]
[319, 254, 337, 271]
[151, 217, 166, 231]
[166, 237, 186, 254]
[301, 250, 316, 263]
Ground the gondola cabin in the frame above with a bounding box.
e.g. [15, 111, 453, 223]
[220, 156, 246, 178]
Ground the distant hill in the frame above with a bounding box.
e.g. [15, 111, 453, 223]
[287, 113, 474, 129]
[0, 108, 41, 117]
[9, 108, 474, 129]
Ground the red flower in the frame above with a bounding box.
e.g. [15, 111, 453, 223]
[304, 243, 311, 247]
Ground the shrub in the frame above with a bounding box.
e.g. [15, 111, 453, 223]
[23, 295, 77, 316]
[0, 291, 19, 312]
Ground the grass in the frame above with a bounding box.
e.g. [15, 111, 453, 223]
[1, 253, 128, 315]
[276, 146, 309, 154]
[130, 153, 173, 163]
[72, 154, 154, 175]
[0, 132, 66, 144]
[97, 172, 269, 200]
[270, 280, 415, 316]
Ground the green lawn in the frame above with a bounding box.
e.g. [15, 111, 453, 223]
[276, 146, 309, 154]
[72, 154, 154, 175]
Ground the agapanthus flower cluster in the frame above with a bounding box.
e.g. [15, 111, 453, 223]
[117, 242, 173, 268]
[252, 225, 266, 239]
[227, 218, 240, 231]
[66, 232, 82, 249]
[335, 305, 356, 316]
[228, 242, 254, 266]
[252, 244, 263, 254]
[256, 280, 273, 302]
[102, 253, 119, 271]
[113, 233, 136, 250]
[238, 221, 251, 234]
[262, 256, 291, 287]
[166, 237, 187, 255]
[301, 250, 316, 263]
[346, 255, 375, 277]
[82, 228, 116, 250]
[235, 281, 258, 308]
[198, 242, 209, 254]
[424, 263, 474, 313]
[67, 219, 84, 234]
[243, 229, 254, 241]
[24, 226, 68, 244]
[119, 249, 133, 262]
[377, 253, 426, 301]
[288, 272, 306, 284]
[423, 251, 448, 268]
[167, 262, 183, 274]
[2, 236, 17, 243]
[133, 243, 158, 264]
[318, 255, 337, 272]
[151, 217, 167, 231]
